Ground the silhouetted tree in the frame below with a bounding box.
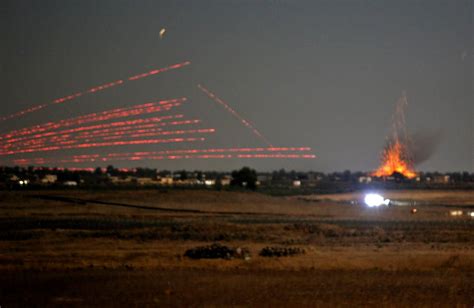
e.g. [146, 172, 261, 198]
[135, 168, 157, 178]
[231, 167, 257, 190]
[214, 176, 223, 191]
[177, 170, 188, 180]
[106, 165, 119, 176]
[462, 171, 471, 182]
[342, 170, 352, 182]
[158, 170, 171, 177]
[195, 171, 204, 182]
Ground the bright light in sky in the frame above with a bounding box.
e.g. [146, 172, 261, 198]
[159, 28, 166, 39]
[364, 193, 390, 207]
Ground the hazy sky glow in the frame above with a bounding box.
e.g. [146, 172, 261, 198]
[1, 0, 472, 171]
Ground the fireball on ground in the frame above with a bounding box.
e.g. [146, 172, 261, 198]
[372, 92, 417, 179]
[372, 141, 416, 179]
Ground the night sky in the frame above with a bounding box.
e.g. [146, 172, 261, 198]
[1, 0, 472, 172]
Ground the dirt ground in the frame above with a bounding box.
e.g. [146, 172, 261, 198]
[0, 189, 473, 307]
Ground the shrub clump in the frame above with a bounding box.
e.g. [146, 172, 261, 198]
[184, 243, 250, 260]
[259, 246, 305, 257]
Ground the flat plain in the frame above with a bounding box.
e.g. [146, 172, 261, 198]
[0, 189, 473, 307]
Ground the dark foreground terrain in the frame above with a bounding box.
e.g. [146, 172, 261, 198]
[0, 189, 473, 307]
[1, 268, 473, 307]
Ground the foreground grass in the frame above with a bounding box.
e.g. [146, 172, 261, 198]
[0, 190, 473, 306]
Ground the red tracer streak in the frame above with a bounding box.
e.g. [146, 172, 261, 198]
[1, 98, 186, 140]
[3, 128, 215, 152]
[198, 84, 273, 147]
[10, 147, 316, 165]
[0, 137, 206, 156]
[0, 61, 191, 122]
[1, 115, 187, 147]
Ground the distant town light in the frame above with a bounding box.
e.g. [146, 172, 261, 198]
[449, 210, 463, 217]
[204, 180, 215, 186]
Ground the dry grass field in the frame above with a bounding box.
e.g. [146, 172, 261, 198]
[0, 189, 473, 307]
[298, 189, 474, 206]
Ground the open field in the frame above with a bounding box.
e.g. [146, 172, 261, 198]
[0, 189, 473, 306]
[297, 189, 474, 206]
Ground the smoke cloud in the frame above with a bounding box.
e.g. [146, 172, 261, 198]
[410, 130, 443, 165]
[383, 129, 442, 167]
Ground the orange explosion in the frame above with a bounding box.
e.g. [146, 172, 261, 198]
[372, 140, 416, 179]
[372, 92, 417, 179]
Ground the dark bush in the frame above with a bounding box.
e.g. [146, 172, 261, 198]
[184, 243, 250, 260]
[259, 246, 305, 257]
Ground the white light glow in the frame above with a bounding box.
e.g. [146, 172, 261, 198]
[364, 193, 390, 207]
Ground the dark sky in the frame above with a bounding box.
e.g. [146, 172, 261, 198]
[1, 0, 472, 172]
